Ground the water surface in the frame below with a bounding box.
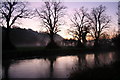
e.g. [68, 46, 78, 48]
[3, 52, 118, 78]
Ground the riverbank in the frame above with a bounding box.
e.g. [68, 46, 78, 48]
[3, 46, 117, 60]
[69, 60, 120, 80]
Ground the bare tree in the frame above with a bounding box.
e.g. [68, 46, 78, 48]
[118, 1, 120, 31]
[87, 5, 111, 47]
[69, 7, 90, 47]
[0, 0, 33, 49]
[112, 2, 120, 49]
[36, 1, 66, 47]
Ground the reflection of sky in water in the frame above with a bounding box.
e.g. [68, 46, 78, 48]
[98, 52, 115, 65]
[85, 54, 95, 67]
[9, 59, 50, 78]
[53, 56, 78, 78]
[8, 52, 117, 78]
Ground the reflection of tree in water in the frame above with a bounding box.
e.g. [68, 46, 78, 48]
[48, 56, 56, 78]
[2, 52, 116, 79]
[77, 52, 116, 69]
[77, 55, 86, 69]
[2, 59, 11, 79]
[97, 52, 116, 66]
[94, 54, 100, 67]
[78, 54, 95, 69]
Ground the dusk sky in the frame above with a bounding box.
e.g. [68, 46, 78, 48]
[15, 1, 118, 39]
[2, 1, 120, 79]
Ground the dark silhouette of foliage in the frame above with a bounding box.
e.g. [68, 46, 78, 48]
[112, 34, 120, 49]
[0, 0, 33, 50]
[2, 27, 64, 47]
[69, 61, 120, 80]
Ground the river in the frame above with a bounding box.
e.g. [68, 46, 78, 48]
[2, 51, 119, 78]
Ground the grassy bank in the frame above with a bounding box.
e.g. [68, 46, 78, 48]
[3, 46, 116, 60]
[69, 60, 120, 80]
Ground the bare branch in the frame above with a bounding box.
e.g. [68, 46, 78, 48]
[69, 7, 90, 43]
[36, 1, 66, 37]
[88, 5, 111, 43]
[0, 0, 33, 28]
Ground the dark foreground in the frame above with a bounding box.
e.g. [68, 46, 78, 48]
[69, 60, 120, 80]
[2, 46, 120, 80]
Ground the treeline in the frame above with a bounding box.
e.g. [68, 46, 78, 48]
[0, 0, 119, 49]
[2, 27, 64, 47]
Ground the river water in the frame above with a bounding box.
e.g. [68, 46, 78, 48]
[2, 51, 119, 78]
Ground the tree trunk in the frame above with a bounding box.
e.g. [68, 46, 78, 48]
[3, 25, 15, 50]
[50, 60, 53, 78]
[77, 39, 83, 47]
[94, 38, 99, 48]
[82, 32, 87, 45]
[76, 31, 84, 47]
[50, 33, 54, 45]
[46, 32, 59, 48]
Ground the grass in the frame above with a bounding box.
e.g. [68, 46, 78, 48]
[69, 61, 120, 80]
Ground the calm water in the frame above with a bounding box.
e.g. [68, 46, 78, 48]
[3, 52, 119, 78]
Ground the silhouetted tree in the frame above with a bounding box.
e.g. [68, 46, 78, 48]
[87, 5, 111, 47]
[118, 1, 120, 30]
[36, 1, 66, 48]
[0, 0, 33, 50]
[69, 7, 90, 47]
[82, 25, 90, 44]
[112, 1, 120, 49]
[112, 34, 120, 49]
